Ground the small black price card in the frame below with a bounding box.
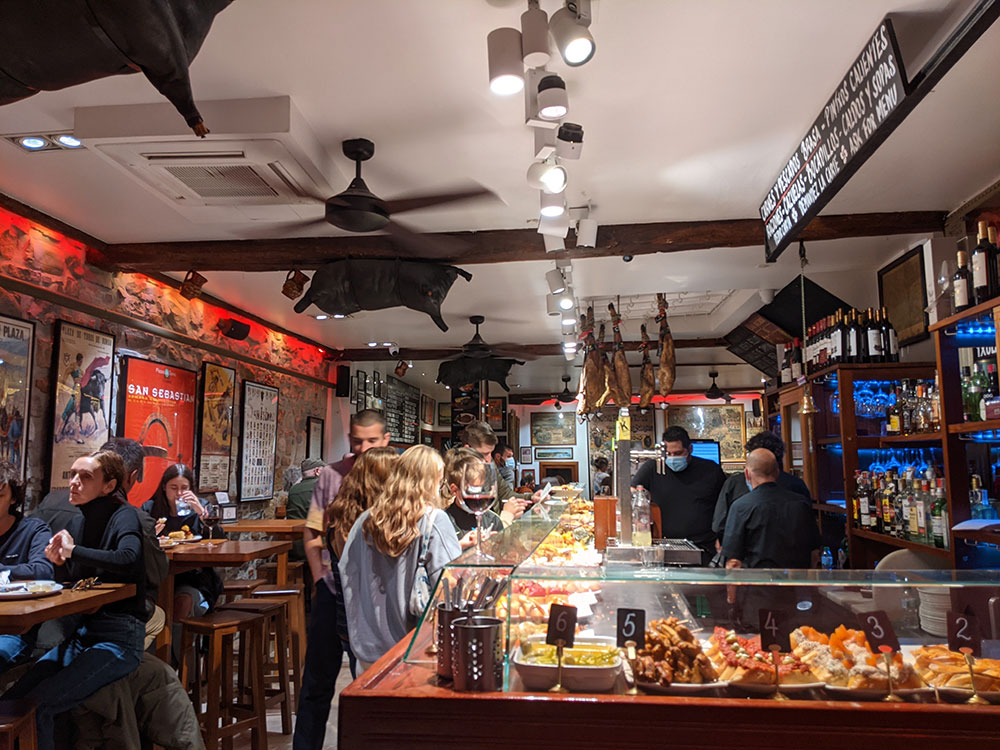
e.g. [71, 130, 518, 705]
[947, 610, 982, 657]
[857, 610, 900, 653]
[757, 608, 792, 651]
[617, 608, 646, 648]
[546, 603, 578, 648]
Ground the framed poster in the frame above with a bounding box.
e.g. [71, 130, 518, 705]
[49, 321, 115, 490]
[486, 397, 507, 433]
[745, 412, 765, 437]
[519, 446, 532, 464]
[354, 371, 367, 412]
[530, 411, 576, 446]
[519, 469, 535, 486]
[535, 447, 573, 460]
[119, 357, 197, 505]
[196, 362, 235, 493]
[306, 416, 324, 461]
[372, 370, 382, 399]
[0, 314, 33, 479]
[420, 394, 435, 426]
[878, 244, 929, 347]
[667, 404, 746, 464]
[437, 402, 451, 427]
[240, 380, 279, 501]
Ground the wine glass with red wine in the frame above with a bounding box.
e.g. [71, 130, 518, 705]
[458, 461, 498, 562]
[203, 501, 221, 546]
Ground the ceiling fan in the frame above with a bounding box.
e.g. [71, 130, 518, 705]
[704, 370, 732, 402]
[519, 375, 577, 407]
[445, 315, 539, 361]
[278, 137, 496, 256]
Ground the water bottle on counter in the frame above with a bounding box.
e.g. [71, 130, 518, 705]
[631, 485, 652, 547]
[821, 546, 834, 570]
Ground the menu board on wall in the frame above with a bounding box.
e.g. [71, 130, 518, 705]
[451, 380, 480, 444]
[118, 357, 197, 506]
[197, 362, 235, 493]
[384, 376, 420, 445]
[240, 380, 279, 501]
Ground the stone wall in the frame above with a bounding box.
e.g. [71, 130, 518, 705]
[0, 205, 332, 515]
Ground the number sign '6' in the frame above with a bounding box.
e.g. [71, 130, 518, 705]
[617, 609, 646, 648]
[546, 603, 578, 647]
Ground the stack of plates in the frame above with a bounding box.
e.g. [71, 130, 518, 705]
[917, 586, 951, 636]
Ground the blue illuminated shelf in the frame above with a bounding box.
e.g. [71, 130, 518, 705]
[879, 432, 943, 444]
[948, 419, 1000, 435]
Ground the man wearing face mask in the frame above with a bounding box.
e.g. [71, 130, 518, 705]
[631, 426, 725, 565]
[492, 442, 516, 485]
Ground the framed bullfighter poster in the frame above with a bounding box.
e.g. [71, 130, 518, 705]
[118, 357, 197, 506]
[239, 380, 279, 502]
[196, 362, 236, 493]
[49, 321, 115, 490]
[0, 314, 33, 479]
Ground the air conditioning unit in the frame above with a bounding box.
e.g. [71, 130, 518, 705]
[75, 97, 340, 223]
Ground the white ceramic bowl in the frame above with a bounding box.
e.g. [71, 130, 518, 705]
[513, 635, 621, 693]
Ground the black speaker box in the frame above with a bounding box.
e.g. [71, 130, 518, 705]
[335, 365, 351, 397]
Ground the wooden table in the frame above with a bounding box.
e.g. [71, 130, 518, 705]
[223, 518, 306, 539]
[339, 636, 1000, 750]
[0, 584, 136, 634]
[156, 540, 293, 659]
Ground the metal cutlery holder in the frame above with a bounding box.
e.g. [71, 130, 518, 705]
[451, 615, 503, 692]
[436, 603, 487, 680]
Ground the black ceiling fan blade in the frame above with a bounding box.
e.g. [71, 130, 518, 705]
[383, 220, 471, 257]
[382, 186, 496, 215]
[241, 216, 332, 238]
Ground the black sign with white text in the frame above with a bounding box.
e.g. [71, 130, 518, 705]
[760, 18, 909, 260]
[857, 609, 900, 653]
[948, 610, 983, 657]
[546, 603, 578, 647]
[617, 608, 646, 648]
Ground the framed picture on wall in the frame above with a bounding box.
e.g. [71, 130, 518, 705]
[667, 404, 746, 464]
[306, 416, 324, 461]
[437, 402, 451, 427]
[240, 380, 279, 502]
[519, 446, 532, 464]
[535, 447, 573, 460]
[196, 361, 235, 493]
[49, 321, 115, 491]
[520, 469, 535, 486]
[420, 395, 435, 426]
[0, 313, 33, 480]
[878, 244, 929, 347]
[486, 396, 507, 432]
[530, 412, 576, 445]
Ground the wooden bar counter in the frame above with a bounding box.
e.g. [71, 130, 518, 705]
[339, 635, 1000, 750]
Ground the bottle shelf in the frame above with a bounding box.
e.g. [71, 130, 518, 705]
[928, 297, 1000, 333]
[947, 419, 1000, 435]
[850, 528, 952, 558]
[951, 528, 1000, 545]
[879, 432, 943, 445]
[814, 502, 847, 515]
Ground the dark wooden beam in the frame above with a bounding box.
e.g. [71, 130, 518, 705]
[0, 192, 108, 252]
[338, 338, 728, 362]
[91, 211, 946, 272]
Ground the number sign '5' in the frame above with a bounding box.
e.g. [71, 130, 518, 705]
[617, 609, 646, 648]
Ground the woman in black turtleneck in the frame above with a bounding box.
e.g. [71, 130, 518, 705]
[3, 451, 146, 750]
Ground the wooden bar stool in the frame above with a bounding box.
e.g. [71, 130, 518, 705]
[178, 609, 268, 750]
[257, 561, 304, 586]
[221, 578, 265, 604]
[0, 700, 36, 750]
[250, 584, 305, 700]
[218, 598, 292, 734]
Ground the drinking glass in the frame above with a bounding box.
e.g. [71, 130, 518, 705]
[203, 501, 222, 547]
[459, 462, 498, 562]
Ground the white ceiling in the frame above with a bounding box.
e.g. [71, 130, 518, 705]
[1, 0, 997, 393]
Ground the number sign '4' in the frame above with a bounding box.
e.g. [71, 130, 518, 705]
[758, 608, 792, 651]
[947, 610, 982, 657]
[617, 608, 646, 648]
[857, 610, 900, 653]
[546, 603, 578, 648]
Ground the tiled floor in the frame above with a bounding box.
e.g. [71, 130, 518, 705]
[234, 655, 355, 750]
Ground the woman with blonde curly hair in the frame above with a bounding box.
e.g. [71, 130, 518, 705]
[339, 445, 461, 669]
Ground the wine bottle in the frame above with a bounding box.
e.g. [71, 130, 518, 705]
[954, 249, 972, 312]
[880, 307, 899, 362]
[973, 220, 995, 305]
[856, 310, 870, 364]
[866, 307, 884, 363]
[790, 338, 802, 380]
[845, 310, 859, 364]
[830, 311, 843, 366]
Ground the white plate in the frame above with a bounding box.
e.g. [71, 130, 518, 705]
[637, 679, 729, 695]
[513, 636, 621, 693]
[0, 580, 63, 600]
[824, 684, 933, 701]
[176, 535, 203, 543]
[729, 680, 825, 695]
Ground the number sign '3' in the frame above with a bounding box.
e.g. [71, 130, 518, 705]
[758, 608, 792, 651]
[546, 603, 578, 648]
[857, 610, 900, 653]
[947, 610, 982, 657]
[617, 609, 646, 648]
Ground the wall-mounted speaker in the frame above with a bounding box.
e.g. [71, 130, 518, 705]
[217, 318, 250, 341]
[752, 399, 762, 418]
[335, 365, 350, 397]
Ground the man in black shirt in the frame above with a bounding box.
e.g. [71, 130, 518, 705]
[631, 426, 725, 564]
[721, 449, 821, 569]
[712, 430, 811, 544]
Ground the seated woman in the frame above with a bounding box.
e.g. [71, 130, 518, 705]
[0, 459, 53, 672]
[441, 448, 505, 550]
[339, 445, 461, 670]
[142, 463, 222, 617]
[4, 451, 146, 750]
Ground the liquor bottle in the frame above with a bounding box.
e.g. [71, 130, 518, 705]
[880, 307, 899, 362]
[970, 475, 983, 519]
[917, 480, 930, 545]
[964, 366, 983, 422]
[991, 225, 999, 286]
[954, 249, 972, 313]
[900, 380, 914, 435]
[902, 479, 914, 539]
[780, 343, 791, 385]
[974, 364, 993, 421]
[931, 480, 949, 549]
[866, 308, 884, 363]
[929, 374, 942, 432]
[886, 387, 902, 436]
[972, 220, 993, 305]
[790, 339, 802, 380]
[907, 479, 921, 542]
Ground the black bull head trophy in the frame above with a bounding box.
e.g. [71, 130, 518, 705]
[294, 259, 472, 332]
[0, 0, 234, 135]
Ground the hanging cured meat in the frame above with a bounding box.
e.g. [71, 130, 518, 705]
[639, 323, 656, 409]
[596, 323, 613, 410]
[578, 308, 604, 415]
[608, 303, 632, 407]
[656, 293, 676, 397]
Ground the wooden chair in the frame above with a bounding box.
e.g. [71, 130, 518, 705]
[256, 561, 304, 587]
[178, 609, 268, 750]
[0, 700, 36, 750]
[250, 584, 305, 701]
[220, 578, 265, 604]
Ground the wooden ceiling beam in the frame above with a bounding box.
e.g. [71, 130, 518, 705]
[90, 211, 946, 272]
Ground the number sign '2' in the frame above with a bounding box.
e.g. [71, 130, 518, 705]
[947, 610, 982, 657]
[546, 603, 578, 648]
[617, 608, 646, 648]
[758, 608, 792, 651]
[857, 610, 900, 653]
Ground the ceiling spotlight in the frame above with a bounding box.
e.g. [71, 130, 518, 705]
[540, 191, 566, 218]
[18, 136, 49, 151]
[576, 217, 598, 247]
[537, 74, 568, 120]
[314, 314, 329, 321]
[543, 234, 565, 253]
[520, 2, 550, 67]
[556, 123, 583, 159]
[54, 134, 82, 148]
[549, 0, 596, 67]
[487, 27, 525, 96]
[546, 294, 561, 316]
[538, 212, 570, 238]
[557, 289, 575, 310]
[526, 160, 567, 194]
[562, 310, 577, 326]
[382, 342, 394, 347]
[563, 340, 578, 351]
[333, 314, 346, 319]
[546, 268, 567, 294]
[367, 341, 378, 347]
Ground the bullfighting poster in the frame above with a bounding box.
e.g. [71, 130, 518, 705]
[118, 357, 197, 505]
[197, 362, 235, 493]
[0, 314, 33, 479]
[239, 380, 278, 502]
[49, 321, 115, 490]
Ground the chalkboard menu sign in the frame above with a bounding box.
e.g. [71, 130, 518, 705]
[384, 376, 420, 445]
[760, 18, 909, 261]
